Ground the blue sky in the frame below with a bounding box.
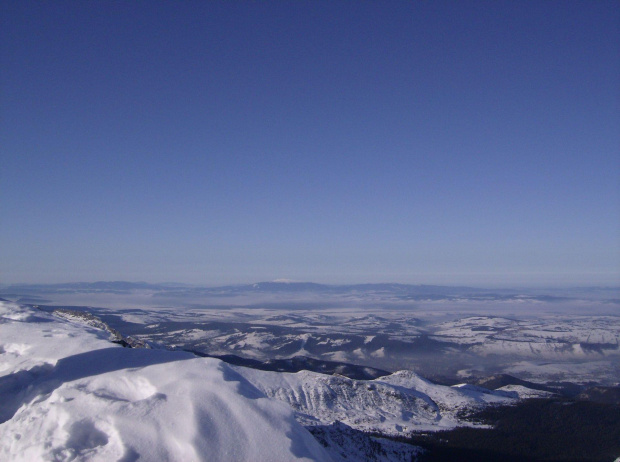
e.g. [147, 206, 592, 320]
[1, 1, 618, 286]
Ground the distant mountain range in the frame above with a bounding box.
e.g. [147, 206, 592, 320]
[3, 280, 618, 306]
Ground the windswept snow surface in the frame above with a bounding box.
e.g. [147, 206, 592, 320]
[0, 302, 331, 461]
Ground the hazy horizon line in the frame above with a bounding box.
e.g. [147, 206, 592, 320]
[2, 277, 619, 290]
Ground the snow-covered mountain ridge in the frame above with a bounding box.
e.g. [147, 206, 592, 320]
[0, 302, 331, 461]
[234, 366, 519, 436]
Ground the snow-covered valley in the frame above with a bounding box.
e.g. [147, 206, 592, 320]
[51, 287, 617, 387]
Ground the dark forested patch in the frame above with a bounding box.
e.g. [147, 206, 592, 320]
[400, 399, 620, 462]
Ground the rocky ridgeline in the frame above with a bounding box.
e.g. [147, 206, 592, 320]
[50, 308, 150, 349]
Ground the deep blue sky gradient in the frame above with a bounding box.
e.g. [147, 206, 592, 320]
[1, 1, 619, 285]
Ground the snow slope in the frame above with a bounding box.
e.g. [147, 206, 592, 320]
[495, 384, 556, 399]
[0, 302, 331, 461]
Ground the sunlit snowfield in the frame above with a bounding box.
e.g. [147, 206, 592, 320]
[5, 283, 619, 386]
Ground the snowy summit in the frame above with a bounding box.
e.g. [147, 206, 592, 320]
[0, 302, 331, 461]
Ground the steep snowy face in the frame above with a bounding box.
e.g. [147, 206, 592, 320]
[235, 367, 517, 435]
[0, 302, 331, 462]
